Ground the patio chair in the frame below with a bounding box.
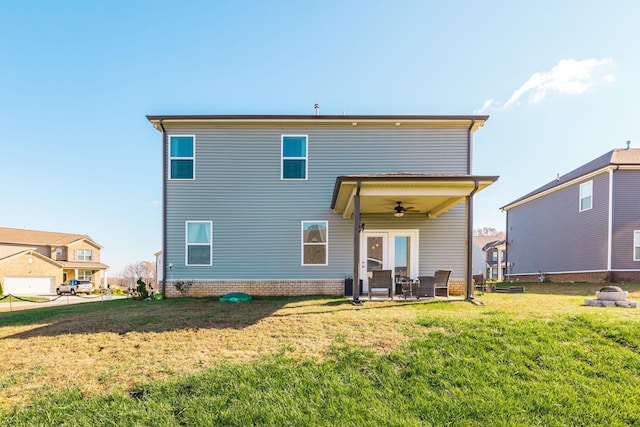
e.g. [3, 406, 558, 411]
[369, 269, 393, 299]
[416, 270, 451, 299]
[433, 270, 451, 297]
[415, 275, 435, 298]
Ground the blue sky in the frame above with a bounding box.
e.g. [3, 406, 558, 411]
[2, 1, 638, 275]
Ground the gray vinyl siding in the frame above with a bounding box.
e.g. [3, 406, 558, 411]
[507, 172, 610, 274]
[164, 124, 470, 280]
[611, 170, 640, 269]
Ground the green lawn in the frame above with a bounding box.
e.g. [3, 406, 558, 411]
[1, 283, 639, 426]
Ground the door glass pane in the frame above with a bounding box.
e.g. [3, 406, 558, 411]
[367, 236, 384, 274]
[395, 236, 409, 280]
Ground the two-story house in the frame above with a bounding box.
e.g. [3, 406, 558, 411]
[147, 114, 498, 299]
[501, 146, 640, 283]
[472, 233, 505, 281]
[0, 227, 108, 295]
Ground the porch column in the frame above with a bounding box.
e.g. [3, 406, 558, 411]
[352, 181, 361, 302]
[466, 180, 480, 300]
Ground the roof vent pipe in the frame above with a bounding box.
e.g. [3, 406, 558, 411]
[626, 140, 631, 150]
[314, 104, 320, 116]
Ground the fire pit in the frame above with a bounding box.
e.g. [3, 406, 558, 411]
[585, 286, 637, 308]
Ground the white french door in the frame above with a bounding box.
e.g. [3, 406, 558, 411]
[360, 230, 418, 292]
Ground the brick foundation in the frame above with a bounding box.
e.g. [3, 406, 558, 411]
[162, 279, 344, 298]
[448, 279, 465, 296]
[506, 271, 640, 284]
[162, 278, 468, 298]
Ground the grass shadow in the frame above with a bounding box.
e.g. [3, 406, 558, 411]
[1, 296, 292, 339]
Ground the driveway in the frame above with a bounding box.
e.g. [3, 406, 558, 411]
[0, 293, 127, 312]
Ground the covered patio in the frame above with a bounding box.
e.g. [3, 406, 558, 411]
[331, 173, 498, 303]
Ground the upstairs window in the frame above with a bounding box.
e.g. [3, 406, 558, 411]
[302, 221, 328, 265]
[170, 136, 195, 180]
[282, 135, 307, 180]
[634, 231, 640, 261]
[75, 249, 93, 261]
[186, 221, 212, 266]
[579, 180, 593, 212]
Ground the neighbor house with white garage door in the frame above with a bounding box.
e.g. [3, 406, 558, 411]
[0, 227, 108, 295]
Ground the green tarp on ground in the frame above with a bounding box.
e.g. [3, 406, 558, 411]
[219, 292, 252, 302]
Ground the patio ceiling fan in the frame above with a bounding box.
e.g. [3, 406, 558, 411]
[393, 201, 414, 217]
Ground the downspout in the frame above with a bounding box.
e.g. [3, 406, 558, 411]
[607, 165, 619, 274]
[504, 208, 509, 281]
[352, 181, 362, 304]
[159, 119, 168, 297]
[466, 179, 480, 300]
[467, 119, 476, 175]
[465, 118, 477, 300]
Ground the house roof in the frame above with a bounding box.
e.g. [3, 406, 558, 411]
[331, 173, 499, 219]
[502, 148, 640, 210]
[0, 249, 64, 267]
[147, 114, 489, 131]
[58, 261, 109, 270]
[0, 227, 102, 249]
[472, 233, 505, 250]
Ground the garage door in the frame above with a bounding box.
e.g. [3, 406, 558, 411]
[4, 277, 54, 295]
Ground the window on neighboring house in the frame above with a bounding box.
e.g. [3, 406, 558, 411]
[634, 230, 640, 261]
[75, 249, 93, 261]
[579, 180, 593, 211]
[186, 221, 212, 266]
[55, 248, 62, 258]
[78, 270, 92, 280]
[302, 221, 327, 265]
[170, 135, 195, 179]
[282, 135, 307, 179]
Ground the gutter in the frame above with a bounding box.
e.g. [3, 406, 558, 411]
[158, 119, 168, 297]
[466, 179, 480, 300]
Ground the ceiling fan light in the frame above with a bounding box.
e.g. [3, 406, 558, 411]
[394, 212, 404, 218]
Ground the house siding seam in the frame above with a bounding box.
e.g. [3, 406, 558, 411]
[507, 172, 609, 275]
[611, 170, 640, 270]
[163, 124, 472, 283]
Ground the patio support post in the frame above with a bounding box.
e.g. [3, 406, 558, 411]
[159, 119, 168, 297]
[352, 181, 362, 303]
[466, 180, 479, 300]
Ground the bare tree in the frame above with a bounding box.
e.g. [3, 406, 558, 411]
[121, 261, 156, 291]
[473, 227, 501, 237]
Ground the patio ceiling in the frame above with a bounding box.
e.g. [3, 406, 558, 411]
[331, 174, 499, 219]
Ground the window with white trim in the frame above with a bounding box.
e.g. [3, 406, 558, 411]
[75, 249, 93, 261]
[78, 270, 92, 280]
[282, 135, 307, 179]
[170, 135, 195, 180]
[186, 221, 212, 266]
[302, 221, 327, 265]
[579, 180, 593, 212]
[634, 230, 640, 261]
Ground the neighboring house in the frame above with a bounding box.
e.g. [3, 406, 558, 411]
[501, 147, 640, 283]
[0, 227, 108, 295]
[483, 238, 506, 281]
[472, 233, 505, 280]
[147, 114, 498, 299]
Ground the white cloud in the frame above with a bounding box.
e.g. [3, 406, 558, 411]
[476, 58, 614, 113]
[504, 58, 614, 108]
[474, 98, 496, 115]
